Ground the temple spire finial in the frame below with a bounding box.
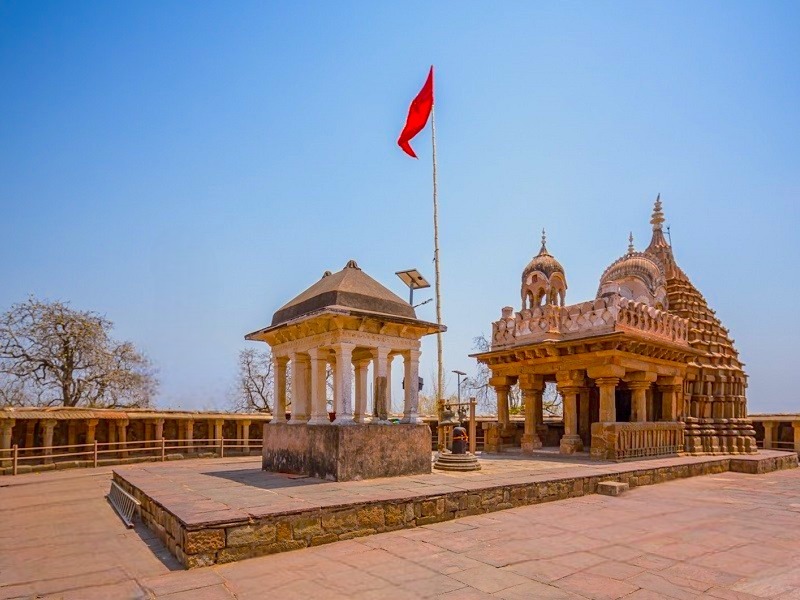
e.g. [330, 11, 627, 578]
[650, 193, 665, 231]
[539, 228, 548, 255]
[628, 232, 635, 254]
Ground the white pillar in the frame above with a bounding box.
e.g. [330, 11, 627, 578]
[308, 348, 330, 425]
[372, 347, 391, 422]
[288, 353, 310, 423]
[354, 359, 370, 423]
[387, 354, 394, 416]
[401, 349, 422, 424]
[272, 355, 288, 424]
[332, 343, 356, 425]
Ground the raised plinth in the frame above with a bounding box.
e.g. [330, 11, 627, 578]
[433, 452, 481, 472]
[262, 422, 431, 481]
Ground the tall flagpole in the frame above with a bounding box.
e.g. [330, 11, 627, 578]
[431, 103, 444, 405]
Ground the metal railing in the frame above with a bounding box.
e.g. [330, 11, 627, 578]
[0, 437, 262, 476]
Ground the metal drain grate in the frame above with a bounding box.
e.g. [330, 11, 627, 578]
[107, 481, 141, 528]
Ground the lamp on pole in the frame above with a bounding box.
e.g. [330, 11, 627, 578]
[452, 370, 466, 404]
[395, 269, 431, 306]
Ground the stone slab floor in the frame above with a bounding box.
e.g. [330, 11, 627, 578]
[2, 457, 800, 599]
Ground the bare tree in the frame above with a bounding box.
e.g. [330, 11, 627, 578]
[232, 348, 273, 413]
[0, 297, 156, 408]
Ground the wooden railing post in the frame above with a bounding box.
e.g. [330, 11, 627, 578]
[93, 440, 98, 468]
[219, 437, 224, 458]
[469, 397, 477, 455]
[160, 438, 166, 462]
[12, 444, 18, 476]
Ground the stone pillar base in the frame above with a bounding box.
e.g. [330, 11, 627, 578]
[262, 423, 431, 481]
[559, 435, 583, 454]
[521, 433, 543, 453]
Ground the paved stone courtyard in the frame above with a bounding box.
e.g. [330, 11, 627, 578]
[3, 456, 800, 599]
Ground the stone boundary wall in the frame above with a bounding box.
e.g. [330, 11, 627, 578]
[113, 452, 798, 569]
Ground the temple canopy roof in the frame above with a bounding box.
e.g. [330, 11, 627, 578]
[270, 259, 416, 327]
[522, 230, 565, 282]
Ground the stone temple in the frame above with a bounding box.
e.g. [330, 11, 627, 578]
[473, 197, 757, 460]
[245, 259, 444, 480]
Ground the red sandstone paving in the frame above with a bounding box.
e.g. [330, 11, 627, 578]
[3, 456, 800, 598]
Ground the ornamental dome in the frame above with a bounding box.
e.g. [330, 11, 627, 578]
[597, 233, 668, 309]
[521, 230, 567, 309]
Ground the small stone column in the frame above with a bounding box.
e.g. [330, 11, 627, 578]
[520, 376, 544, 453]
[185, 420, 194, 449]
[557, 371, 585, 454]
[24, 420, 35, 454]
[401, 349, 422, 424]
[578, 388, 591, 446]
[386, 354, 394, 415]
[372, 347, 391, 422]
[353, 359, 370, 423]
[154, 418, 164, 442]
[42, 419, 57, 464]
[0, 419, 14, 467]
[67, 420, 77, 451]
[117, 419, 129, 458]
[490, 376, 513, 428]
[624, 372, 657, 423]
[213, 419, 224, 442]
[272, 355, 289, 424]
[289, 353, 310, 423]
[763, 421, 775, 449]
[332, 343, 356, 424]
[657, 377, 683, 422]
[596, 378, 619, 423]
[85, 419, 99, 445]
[308, 348, 330, 425]
[241, 420, 251, 451]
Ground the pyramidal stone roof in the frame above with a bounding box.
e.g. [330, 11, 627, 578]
[270, 260, 416, 327]
[643, 196, 745, 375]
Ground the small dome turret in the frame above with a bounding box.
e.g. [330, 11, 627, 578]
[597, 232, 668, 309]
[521, 229, 567, 309]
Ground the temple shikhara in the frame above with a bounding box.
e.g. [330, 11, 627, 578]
[473, 197, 757, 460]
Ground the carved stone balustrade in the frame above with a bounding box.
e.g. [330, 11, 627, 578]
[591, 421, 685, 461]
[491, 294, 689, 349]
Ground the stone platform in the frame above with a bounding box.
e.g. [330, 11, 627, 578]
[262, 422, 431, 481]
[113, 450, 797, 569]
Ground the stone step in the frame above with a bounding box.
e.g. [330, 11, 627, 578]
[597, 481, 629, 496]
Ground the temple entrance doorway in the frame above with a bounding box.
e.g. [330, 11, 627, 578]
[615, 389, 632, 422]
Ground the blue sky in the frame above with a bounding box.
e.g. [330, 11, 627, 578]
[1, 1, 798, 412]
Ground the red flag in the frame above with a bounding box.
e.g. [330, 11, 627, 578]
[397, 66, 434, 158]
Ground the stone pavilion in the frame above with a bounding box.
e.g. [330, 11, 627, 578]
[245, 259, 445, 480]
[473, 197, 757, 460]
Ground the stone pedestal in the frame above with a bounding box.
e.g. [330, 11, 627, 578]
[262, 423, 431, 481]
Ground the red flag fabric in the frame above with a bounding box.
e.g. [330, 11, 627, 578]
[397, 66, 434, 158]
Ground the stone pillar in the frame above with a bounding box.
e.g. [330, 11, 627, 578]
[578, 387, 591, 447]
[625, 372, 657, 423]
[353, 359, 370, 423]
[185, 419, 194, 449]
[42, 419, 57, 464]
[25, 420, 35, 453]
[557, 371, 585, 454]
[401, 349, 422, 424]
[213, 419, 224, 442]
[386, 354, 394, 415]
[0, 419, 14, 467]
[108, 420, 117, 445]
[596, 378, 619, 422]
[520, 375, 544, 453]
[332, 343, 356, 425]
[793, 423, 800, 454]
[67, 420, 77, 451]
[308, 348, 331, 425]
[86, 419, 99, 445]
[154, 418, 164, 442]
[489, 376, 513, 428]
[372, 347, 391, 422]
[763, 421, 774, 450]
[117, 419, 129, 458]
[241, 420, 251, 451]
[272, 355, 289, 424]
[289, 353, 310, 423]
[657, 377, 683, 422]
